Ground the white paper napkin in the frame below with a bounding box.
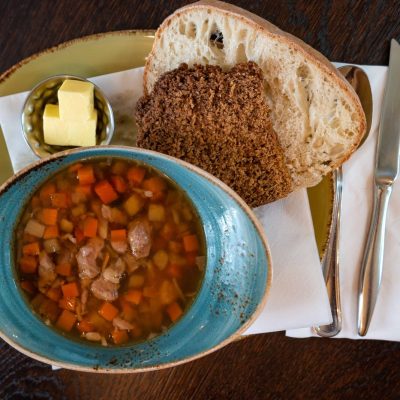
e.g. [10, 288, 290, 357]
[0, 67, 331, 335]
[287, 65, 398, 340]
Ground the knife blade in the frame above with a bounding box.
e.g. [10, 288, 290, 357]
[357, 39, 400, 336]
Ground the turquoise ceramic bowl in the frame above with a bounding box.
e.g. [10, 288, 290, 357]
[0, 146, 271, 372]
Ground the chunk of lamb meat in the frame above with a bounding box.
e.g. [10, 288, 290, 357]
[38, 252, 57, 290]
[101, 205, 112, 221]
[91, 276, 119, 301]
[76, 237, 104, 279]
[128, 220, 152, 259]
[102, 258, 126, 284]
[111, 240, 128, 254]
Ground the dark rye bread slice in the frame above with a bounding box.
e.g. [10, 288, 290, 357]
[135, 62, 292, 207]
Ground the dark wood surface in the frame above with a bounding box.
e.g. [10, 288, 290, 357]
[1, 1, 400, 399]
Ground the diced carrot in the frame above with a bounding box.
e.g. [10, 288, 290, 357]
[142, 177, 166, 193]
[61, 282, 79, 298]
[112, 329, 129, 345]
[58, 297, 77, 311]
[43, 225, 59, 239]
[121, 300, 136, 322]
[50, 193, 69, 208]
[31, 195, 41, 208]
[94, 180, 118, 204]
[83, 217, 98, 238]
[111, 175, 127, 193]
[20, 280, 36, 294]
[124, 289, 142, 305]
[75, 185, 92, 197]
[76, 319, 94, 333]
[74, 227, 84, 243]
[166, 263, 182, 278]
[166, 302, 183, 322]
[182, 234, 199, 253]
[98, 302, 119, 321]
[110, 229, 126, 242]
[68, 162, 83, 173]
[55, 263, 72, 277]
[46, 287, 62, 302]
[19, 256, 38, 274]
[22, 242, 40, 256]
[39, 183, 56, 203]
[127, 167, 146, 185]
[186, 252, 197, 268]
[56, 309, 77, 332]
[40, 208, 58, 226]
[77, 165, 96, 185]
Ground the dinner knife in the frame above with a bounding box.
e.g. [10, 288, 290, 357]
[357, 39, 400, 336]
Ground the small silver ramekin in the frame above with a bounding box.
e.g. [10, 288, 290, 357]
[21, 74, 115, 158]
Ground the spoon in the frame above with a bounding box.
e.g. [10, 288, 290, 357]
[313, 65, 373, 337]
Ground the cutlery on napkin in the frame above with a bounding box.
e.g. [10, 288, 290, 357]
[0, 66, 332, 335]
[287, 65, 400, 341]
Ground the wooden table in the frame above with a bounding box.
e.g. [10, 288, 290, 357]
[1, 1, 400, 399]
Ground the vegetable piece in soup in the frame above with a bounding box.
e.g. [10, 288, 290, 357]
[15, 159, 205, 346]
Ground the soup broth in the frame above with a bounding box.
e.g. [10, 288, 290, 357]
[15, 158, 205, 346]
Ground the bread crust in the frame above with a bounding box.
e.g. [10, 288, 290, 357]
[143, 0, 366, 189]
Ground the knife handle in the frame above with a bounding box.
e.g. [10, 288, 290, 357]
[357, 183, 392, 336]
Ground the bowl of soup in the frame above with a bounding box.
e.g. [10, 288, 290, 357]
[0, 146, 271, 372]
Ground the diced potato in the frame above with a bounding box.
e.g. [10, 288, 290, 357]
[111, 160, 128, 175]
[43, 238, 61, 253]
[148, 204, 165, 222]
[110, 208, 128, 225]
[159, 280, 178, 305]
[153, 250, 169, 270]
[60, 218, 74, 233]
[128, 274, 145, 288]
[71, 204, 86, 217]
[25, 219, 46, 238]
[123, 194, 144, 216]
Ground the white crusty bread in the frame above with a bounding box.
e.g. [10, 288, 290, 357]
[143, 0, 366, 189]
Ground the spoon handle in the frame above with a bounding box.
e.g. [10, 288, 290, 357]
[313, 167, 343, 337]
[357, 183, 392, 336]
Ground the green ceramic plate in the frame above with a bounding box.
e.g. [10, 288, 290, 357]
[0, 30, 332, 257]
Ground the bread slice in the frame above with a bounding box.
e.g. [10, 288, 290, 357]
[143, 0, 366, 189]
[136, 62, 293, 207]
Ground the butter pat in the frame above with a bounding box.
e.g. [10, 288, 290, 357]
[58, 79, 94, 121]
[43, 104, 97, 147]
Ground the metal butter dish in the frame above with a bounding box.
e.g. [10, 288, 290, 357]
[21, 74, 114, 158]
